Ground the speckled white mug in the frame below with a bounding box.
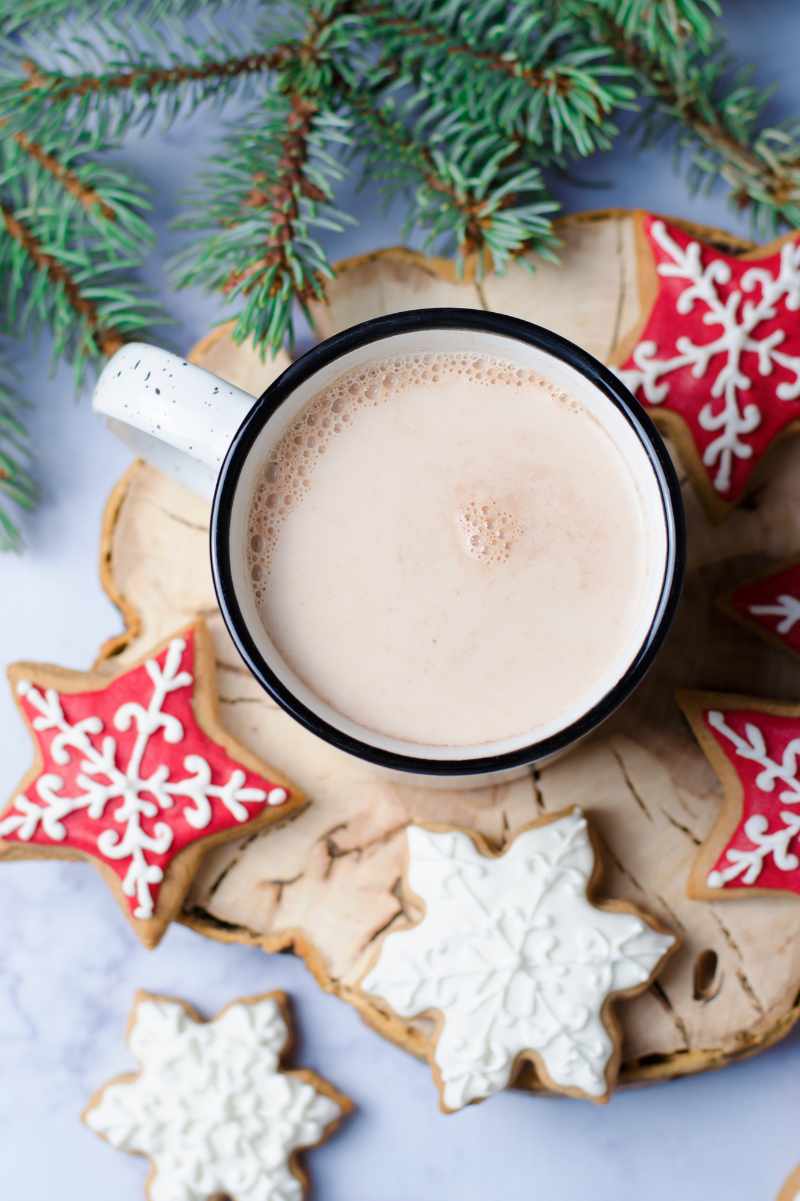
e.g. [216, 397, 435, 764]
[93, 342, 256, 497]
[93, 312, 684, 783]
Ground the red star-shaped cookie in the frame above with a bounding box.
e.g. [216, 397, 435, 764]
[0, 622, 304, 946]
[679, 690, 800, 901]
[616, 214, 800, 520]
[718, 559, 800, 658]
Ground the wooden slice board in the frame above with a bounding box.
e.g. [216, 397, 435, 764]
[96, 210, 800, 1095]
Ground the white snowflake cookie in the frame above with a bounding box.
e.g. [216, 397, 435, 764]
[360, 808, 677, 1111]
[83, 990, 352, 1201]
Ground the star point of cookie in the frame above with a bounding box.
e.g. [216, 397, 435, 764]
[83, 990, 351, 1201]
[359, 808, 676, 1112]
[615, 213, 800, 519]
[0, 621, 304, 947]
[718, 559, 800, 657]
[679, 690, 800, 900]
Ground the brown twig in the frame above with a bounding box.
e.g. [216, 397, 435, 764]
[602, 17, 799, 209]
[1, 206, 124, 356]
[2, 124, 115, 220]
[355, 5, 573, 95]
[345, 87, 507, 269]
[20, 46, 291, 102]
[224, 93, 325, 302]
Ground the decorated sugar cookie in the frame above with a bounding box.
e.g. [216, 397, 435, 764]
[718, 559, 800, 658]
[0, 622, 303, 947]
[359, 808, 676, 1112]
[679, 691, 800, 900]
[83, 990, 351, 1201]
[616, 214, 800, 519]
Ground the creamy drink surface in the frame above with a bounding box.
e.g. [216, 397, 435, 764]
[246, 351, 653, 749]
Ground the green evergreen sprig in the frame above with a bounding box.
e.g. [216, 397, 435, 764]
[175, 94, 354, 351]
[0, 0, 799, 548]
[355, 2, 636, 158]
[0, 105, 164, 543]
[0, 16, 279, 140]
[0, 348, 35, 551]
[575, 0, 800, 230]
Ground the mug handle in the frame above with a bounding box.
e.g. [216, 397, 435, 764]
[93, 342, 257, 496]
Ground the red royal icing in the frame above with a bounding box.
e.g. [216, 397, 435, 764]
[618, 215, 800, 504]
[728, 562, 800, 655]
[702, 706, 800, 894]
[0, 630, 290, 919]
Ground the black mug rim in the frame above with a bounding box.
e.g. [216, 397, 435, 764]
[210, 308, 685, 777]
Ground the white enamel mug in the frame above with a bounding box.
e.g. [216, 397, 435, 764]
[94, 309, 684, 783]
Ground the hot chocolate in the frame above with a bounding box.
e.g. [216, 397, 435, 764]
[246, 350, 656, 749]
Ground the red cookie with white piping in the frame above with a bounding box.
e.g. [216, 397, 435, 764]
[0, 621, 303, 946]
[615, 213, 800, 520]
[679, 690, 800, 901]
[718, 559, 800, 658]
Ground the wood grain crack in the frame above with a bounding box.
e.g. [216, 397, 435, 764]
[217, 661, 256, 679]
[654, 893, 687, 937]
[660, 808, 702, 846]
[357, 876, 410, 954]
[206, 832, 260, 898]
[597, 835, 648, 899]
[708, 910, 765, 1018]
[610, 744, 653, 822]
[263, 872, 304, 905]
[141, 497, 209, 533]
[325, 822, 408, 859]
[649, 978, 690, 1050]
[530, 767, 545, 814]
[218, 694, 279, 710]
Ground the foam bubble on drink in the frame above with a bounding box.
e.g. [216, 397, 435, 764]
[246, 351, 574, 601]
[456, 498, 524, 565]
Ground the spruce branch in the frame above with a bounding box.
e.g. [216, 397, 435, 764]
[175, 92, 353, 353]
[1, 0, 800, 554]
[347, 87, 559, 272]
[0, 0, 232, 36]
[0, 347, 35, 552]
[575, 0, 800, 230]
[0, 18, 283, 140]
[355, 1, 635, 157]
[0, 127, 163, 380]
[0, 205, 125, 359]
[3, 126, 116, 221]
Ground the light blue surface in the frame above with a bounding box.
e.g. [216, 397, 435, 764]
[3, 4, 800, 1198]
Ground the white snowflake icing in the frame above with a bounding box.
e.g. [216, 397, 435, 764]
[0, 638, 287, 919]
[705, 709, 800, 888]
[749, 592, 800, 636]
[84, 994, 343, 1201]
[361, 810, 674, 1110]
[618, 219, 800, 494]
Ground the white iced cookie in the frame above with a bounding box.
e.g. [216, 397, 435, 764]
[83, 991, 352, 1201]
[360, 807, 677, 1112]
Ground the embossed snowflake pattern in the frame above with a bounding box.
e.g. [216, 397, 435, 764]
[691, 705, 800, 894]
[617, 216, 800, 507]
[84, 992, 350, 1201]
[723, 561, 800, 658]
[0, 627, 294, 941]
[361, 810, 675, 1110]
